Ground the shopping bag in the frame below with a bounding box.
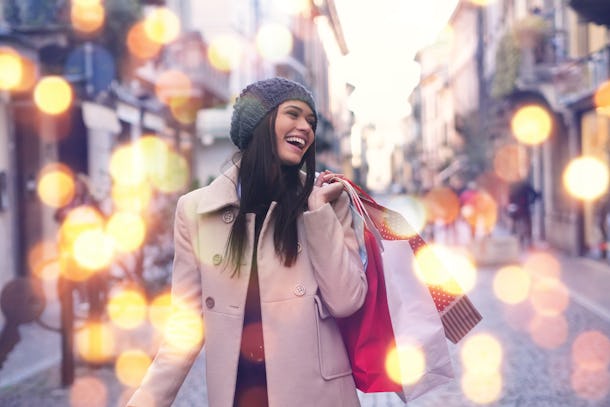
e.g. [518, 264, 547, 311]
[332, 176, 482, 402]
[335, 176, 482, 343]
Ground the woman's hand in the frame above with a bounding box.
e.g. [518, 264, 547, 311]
[308, 170, 344, 211]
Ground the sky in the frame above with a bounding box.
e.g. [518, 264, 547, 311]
[333, 0, 459, 124]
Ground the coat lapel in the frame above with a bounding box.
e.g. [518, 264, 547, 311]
[196, 164, 240, 214]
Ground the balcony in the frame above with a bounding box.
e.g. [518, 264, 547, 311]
[551, 47, 609, 105]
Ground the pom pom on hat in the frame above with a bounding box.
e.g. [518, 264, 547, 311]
[230, 77, 317, 150]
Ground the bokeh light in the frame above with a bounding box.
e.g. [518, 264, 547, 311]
[107, 288, 148, 329]
[144, 7, 181, 45]
[127, 21, 162, 60]
[154, 70, 193, 105]
[571, 366, 610, 402]
[0, 47, 23, 91]
[461, 333, 503, 376]
[413, 244, 467, 294]
[460, 332, 504, 403]
[137, 135, 170, 172]
[493, 265, 531, 304]
[10, 53, 36, 92]
[58, 205, 105, 242]
[527, 314, 568, 349]
[111, 182, 153, 213]
[529, 277, 569, 317]
[424, 187, 461, 225]
[149, 149, 190, 193]
[75, 321, 116, 364]
[461, 371, 503, 404]
[169, 95, 203, 125]
[572, 331, 610, 370]
[27, 240, 60, 280]
[593, 80, 610, 116]
[460, 190, 498, 235]
[523, 251, 561, 282]
[69, 376, 108, 407]
[72, 229, 115, 271]
[109, 144, 148, 187]
[385, 342, 426, 385]
[563, 156, 609, 201]
[148, 291, 172, 333]
[71, 1, 105, 34]
[510, 104, 553, 145]
[106, 212, 146, 253]
[163, 305, 204, 354]
[493, 144, 530, 182]
[115, 349, 152, 388]
[240, 322, 266, 363]
[381, 195, 427, 234]
[208, 34, 244, 72]
[36, 163, 75, 208]
[34, 76, 73, 115]
[57, 205, 106, 279]
[256, 22, 293, 61]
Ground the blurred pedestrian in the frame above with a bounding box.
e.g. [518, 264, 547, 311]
[507, 180, 540, 248]
[127, 78, 367, 407]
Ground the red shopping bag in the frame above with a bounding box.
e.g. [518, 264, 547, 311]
[336, 227, 402, 393]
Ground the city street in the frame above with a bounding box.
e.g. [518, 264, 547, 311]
[2, 1, 610, 406]
[1, 234, 610, 407]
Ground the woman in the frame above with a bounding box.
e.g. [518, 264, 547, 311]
[127, 77, 367, 407]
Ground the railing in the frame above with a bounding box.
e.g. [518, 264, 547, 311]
[551, 46, 610, 105]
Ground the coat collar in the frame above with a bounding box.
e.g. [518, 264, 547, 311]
[196, 164, 240, 214]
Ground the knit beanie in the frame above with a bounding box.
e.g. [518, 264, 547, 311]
[230, 77, 317, 150]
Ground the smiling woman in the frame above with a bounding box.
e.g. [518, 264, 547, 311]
[127, 77, 367, 407]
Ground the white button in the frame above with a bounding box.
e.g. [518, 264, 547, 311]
[293, 284, 306, 297]
[222, 209, 235, 223]
[297, 242, 302, 253]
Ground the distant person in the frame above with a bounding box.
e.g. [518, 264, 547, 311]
[127, 78, 366, 407]
[507, 180, 540, 248]
[596, 192, 610, 258]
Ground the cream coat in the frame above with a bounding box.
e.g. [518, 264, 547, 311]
[127, 165, 367, 407]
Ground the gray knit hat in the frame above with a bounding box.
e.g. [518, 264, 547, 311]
[230, 77, 317, 150]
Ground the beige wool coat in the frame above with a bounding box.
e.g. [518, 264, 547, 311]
[127, 165, 367, 407]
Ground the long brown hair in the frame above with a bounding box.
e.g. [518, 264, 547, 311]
[225, 108, 316, 276]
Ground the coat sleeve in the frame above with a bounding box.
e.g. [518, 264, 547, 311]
[302, 190, 367, 317]
[127, 195, 204, 407]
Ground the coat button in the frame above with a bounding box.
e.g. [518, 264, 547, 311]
[297, 242, 302, 253]
[222, 209, 235, 223]
[293, 284, 306, 297]
[205, 297, 215, 309]
[212, 253, 223, 265]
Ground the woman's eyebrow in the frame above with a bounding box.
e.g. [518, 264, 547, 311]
[282, 104, 314, 117]
[282, 104, 304, 111]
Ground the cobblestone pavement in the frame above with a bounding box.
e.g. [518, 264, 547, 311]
[2, 258, 610, 406]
